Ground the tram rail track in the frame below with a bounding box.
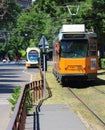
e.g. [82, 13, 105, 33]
[93, 87, 105, 95]
[45, 66, 105, 129]
[68, 87, 105, 127]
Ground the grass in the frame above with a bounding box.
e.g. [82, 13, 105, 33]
[42, 65, 105, 130]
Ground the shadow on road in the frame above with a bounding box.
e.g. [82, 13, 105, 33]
[0, 84, 15, 93]
[0, 66, 28, 94]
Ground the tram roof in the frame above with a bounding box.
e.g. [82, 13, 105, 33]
[26, 47, 40, 52]
[60, 24, 85, 33]
[53, 24, 97, 43]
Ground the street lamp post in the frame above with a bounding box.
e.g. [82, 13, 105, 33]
[5, 32, 8, 58]
[0, 30, 10, 61]
[5, 31, 10, 61]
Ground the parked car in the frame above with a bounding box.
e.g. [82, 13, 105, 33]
[2, 59, 7, 63]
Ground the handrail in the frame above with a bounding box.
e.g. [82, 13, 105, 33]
[6, 80, 43, 130]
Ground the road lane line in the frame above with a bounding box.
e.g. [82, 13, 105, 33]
[23, 69, 33, 82]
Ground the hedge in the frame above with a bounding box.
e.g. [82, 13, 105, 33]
[101, 58, 105, 69]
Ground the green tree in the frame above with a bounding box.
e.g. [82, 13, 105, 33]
[0, 0, 22, 30]
[82, 0, 105, 57]
[9, 0, 105, 59]
[8, 29, 23, 60]
[0, 0, 22, 59]
[8, 0, 87, 58]
[92, 0, 105, 57]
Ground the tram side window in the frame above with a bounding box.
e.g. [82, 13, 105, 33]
[89, 40, 97, 56]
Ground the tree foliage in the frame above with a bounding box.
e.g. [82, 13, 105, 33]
[0, 0, 22, 60]
[0, 0, 105, 59]
[0, 0, 22, 30]
[82, 0, 105, 56]
[93, 0, 105, 57]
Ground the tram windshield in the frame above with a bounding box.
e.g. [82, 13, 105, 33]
[28, 50, 39, 62]
[60, 40, 88, 58]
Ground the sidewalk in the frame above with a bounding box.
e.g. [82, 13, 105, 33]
[0, 104, 11, 130]
[32, 104, 87, 130]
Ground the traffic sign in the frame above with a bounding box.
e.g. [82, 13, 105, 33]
[38, 35, 49, 49]
[38, 35, 48, 99]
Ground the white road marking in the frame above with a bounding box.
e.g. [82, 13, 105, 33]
[0, 94, 11, 105]
[23, 69, 33, 82]
[0, 99, 9, 105]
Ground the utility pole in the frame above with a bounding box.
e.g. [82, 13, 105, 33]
[5, 31, 10, 59]
[0, 30, 10, 60]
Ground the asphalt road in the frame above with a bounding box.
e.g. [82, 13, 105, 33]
[0, 62, 38, 130]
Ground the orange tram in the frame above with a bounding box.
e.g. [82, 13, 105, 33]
[52, 24, 98, 84]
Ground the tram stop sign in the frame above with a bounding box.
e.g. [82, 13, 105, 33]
[38, 35, 49, 52]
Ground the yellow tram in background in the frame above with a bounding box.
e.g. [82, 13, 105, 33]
[26, 47, 40, 68]
[53, 24, 98, 83]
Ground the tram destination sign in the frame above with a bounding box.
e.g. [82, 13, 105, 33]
[63, 34, 85, 38]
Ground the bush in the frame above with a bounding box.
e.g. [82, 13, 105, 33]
[8, 86, 21, 111]
[101, 58, 105, 69]
[8, 86, 33, 112]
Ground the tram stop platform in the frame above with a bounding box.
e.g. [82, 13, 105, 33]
[34, 104, 87, 130]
